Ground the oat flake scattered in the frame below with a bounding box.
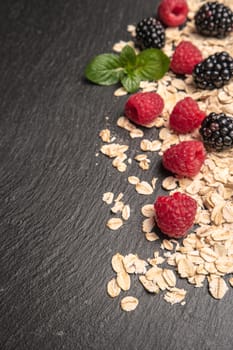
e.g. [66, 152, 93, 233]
[145, 232, 160, 242]
[120, 296, 139, 312]
[141, 204, 154, 218]
[164, 288, 187, 305]
[107, 278, 121, 298]
[102, 192, 114, 204]
[111, 253, 124, 273]
[106, 218, 123, 230]
[122, 204, 130, 221]
[208, 277, 229, 300]
[117, 270, 131, 291]
[128, 176, 140, 185]
[136, 181, 154, 195]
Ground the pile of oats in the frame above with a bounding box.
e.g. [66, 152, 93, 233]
[98, 0, 233, 311]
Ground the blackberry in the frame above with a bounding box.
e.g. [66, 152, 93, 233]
[135, 17, 165, 50]
[200, 112, 233, 151]
[194, 2, 233, 38]
[192, 51, 233, 90]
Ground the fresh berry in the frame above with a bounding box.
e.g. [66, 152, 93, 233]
[154, 192, 197, 238]
[170, 41, 203, 75]
[124, 92, 164, 126]
[135, 17, 165, 49]
[200, 112, 233, 151]
[158, 0, 189, 27]
[193, 51, 233, 90]
[162, 140, 206, 177]
[169, 97, 206, 133]
[194, 2, 233, 38]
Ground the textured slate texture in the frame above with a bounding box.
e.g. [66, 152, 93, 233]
[0, 1, 233, 349]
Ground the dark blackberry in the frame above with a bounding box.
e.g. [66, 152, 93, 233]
[135, 17, 165, 50]
[200, 112, 233, 151]
[194, 1, 233, 38]
[192, 51, 233, 90]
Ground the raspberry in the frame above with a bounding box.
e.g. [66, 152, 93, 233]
[170, 41, 203, 75]
[157, 0, 189, 27]
[169, 97, 206, 133]
[124, 92, 164, 126]
[162, 140, 206, 178]
[154, 192, 197, 238]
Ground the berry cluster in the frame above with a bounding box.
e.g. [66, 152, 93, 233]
[125, 0, 233, 239]
[135, 0, 189, 50]
[135, 0, 233, 89]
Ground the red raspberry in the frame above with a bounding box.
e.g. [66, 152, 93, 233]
[124, 92, 164, 126]
[162, 140, 206, 178]
[169, 97, 206, 133]
[170, 41, 203, 75]
[154, 192, 197, 238]
[158, 0, 189, 27]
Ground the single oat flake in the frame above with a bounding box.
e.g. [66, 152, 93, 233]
[128, 176, 140, 185]
[164, 288, 187, 305]
[120, 296, 139, 312]
[145, 232, 160, 242]
[141, 204, 154, 218]
[208, 277, 229, 299]
[116, 270, 131, 291]
[111, 253, 124, 273]
[107, 278, 121, 298]
[122, 204, 130, 221]
[106, 218, 123, 230]
[99, 129, 111, 143]
[102, 192, 114, 204]
[136, 181, 154, 195]
[162, 269, 176, 287]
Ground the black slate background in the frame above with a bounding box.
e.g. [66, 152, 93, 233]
[1, 0, 233, 349]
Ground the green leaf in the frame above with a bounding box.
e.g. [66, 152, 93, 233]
[85, 46, 170, 92]
[119, 45, 136, 68]
[135, 48, 170, 81]
[85, 53, 124, 86]
[121, 74, 140, 93]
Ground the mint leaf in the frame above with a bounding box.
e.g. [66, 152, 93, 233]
[135, 48, 170, 81]
[119, 45, 136, 69]
[84, 46, 170, 92]
[121, 74, 140, 93]
[85, 53, 124, 85]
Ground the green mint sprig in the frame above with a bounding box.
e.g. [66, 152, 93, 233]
[85, 45, 170, 93]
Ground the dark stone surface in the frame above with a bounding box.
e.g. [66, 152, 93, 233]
[0, 1, 233, 349]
